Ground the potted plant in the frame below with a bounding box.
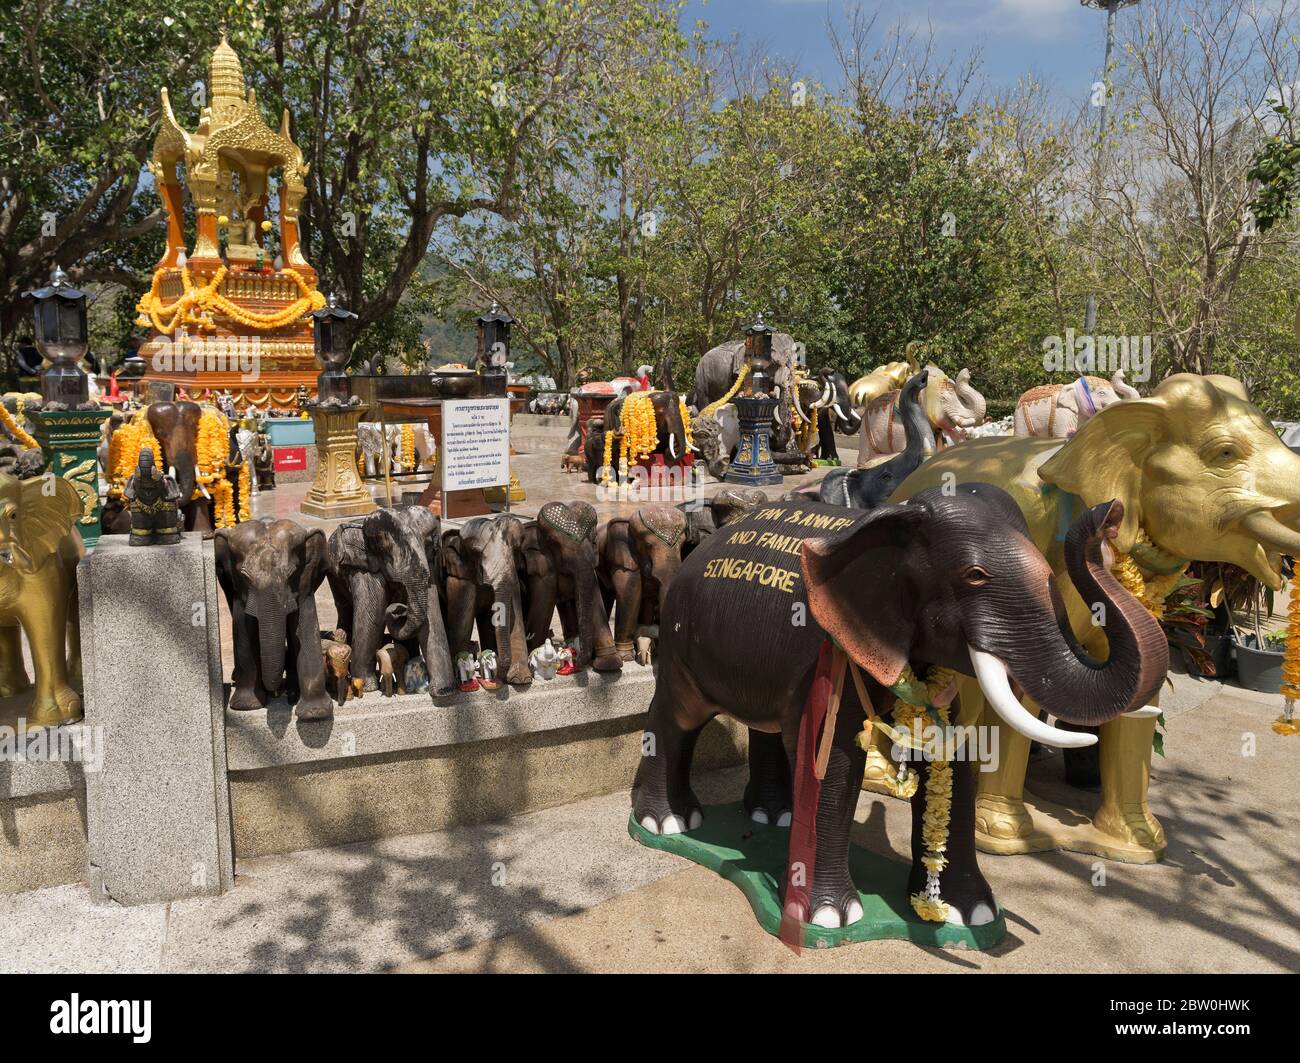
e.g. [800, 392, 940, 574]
[1159, 566, 1235, 679]
[1234, 579, 1290, 692]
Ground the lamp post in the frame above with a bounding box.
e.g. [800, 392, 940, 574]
[23, 265, 112, 546]
[300, 293, 375, 518]
[311, 293, 360, 406]
[725, 314, 783, 487]
[475, 302, 512, 398]
[1080, 0, 1140, 342]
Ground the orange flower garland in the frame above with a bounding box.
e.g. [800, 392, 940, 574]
[1276, 588, 1300, 736]
[136, 265, 324, 334]
[0, 402, 39, 450]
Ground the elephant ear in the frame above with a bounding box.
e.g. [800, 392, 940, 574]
[1038, 389, 1176, 553]
[800, 503, 926, 687]
[15, 474, 81, 566]
[296, 527, 327, 593]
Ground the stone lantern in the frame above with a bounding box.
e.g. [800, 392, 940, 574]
[475, 303, 512, 397]
[312, 293, 358, 405]
[25, 265, 91, 409]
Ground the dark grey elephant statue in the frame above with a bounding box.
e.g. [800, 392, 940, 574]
[214, 518, 333, 720]
[521, 500, 623, 673]
[808, 367, 863, 463]
[326, 505, 456, 698]
[633, 485, 1168, 930]
[442, 514, 532, 687]
[820, 370, 934, 510]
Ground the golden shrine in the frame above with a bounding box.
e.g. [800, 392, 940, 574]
[135, 34, 324, 412]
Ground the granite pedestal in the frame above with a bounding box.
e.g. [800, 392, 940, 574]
[79, 533, 233, 905]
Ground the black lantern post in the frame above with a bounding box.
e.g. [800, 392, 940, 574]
[726, 313, 782, 487]
[311, 293, 358, 405]
[475, 302, 512, 397]
[24, 265, 90, 408]
[743, 313, 775, 397]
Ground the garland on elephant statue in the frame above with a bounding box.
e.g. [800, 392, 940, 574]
[601, 391, 693, 486]
[107, 406, 250, 528]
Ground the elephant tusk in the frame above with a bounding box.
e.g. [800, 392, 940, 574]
[668, 434, 679, 459]
[968, 647, 1098, 749]
[1123, 704, 1162, 719]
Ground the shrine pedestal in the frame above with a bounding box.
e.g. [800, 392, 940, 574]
[29, 406, 112, 548]
[299, 405, 376, 519]
[724, 395, 783, 487]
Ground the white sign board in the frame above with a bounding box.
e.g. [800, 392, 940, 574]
[440, 397, 511, 493]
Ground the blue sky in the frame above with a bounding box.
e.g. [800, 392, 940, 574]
[682, 0, 1119, 102]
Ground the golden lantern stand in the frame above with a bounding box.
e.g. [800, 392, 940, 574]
[299, 404, 376, 518]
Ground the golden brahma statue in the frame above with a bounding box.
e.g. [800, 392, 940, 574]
[0, 471, 84, 728]
[888, 374, 1300, 862]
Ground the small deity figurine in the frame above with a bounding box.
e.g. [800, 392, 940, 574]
[556, 642, 578, 677]
[253, 429, 276, 490]
[123, 447, 182, 547]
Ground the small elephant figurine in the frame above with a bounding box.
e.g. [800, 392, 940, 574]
[376, 642, 410, 697]
[321, 628, 362, 706]
[214, 518, 333, 720]
[528, 638, 559, 680]
[455, 650, 479, 692]
[478, 649, 500, 691]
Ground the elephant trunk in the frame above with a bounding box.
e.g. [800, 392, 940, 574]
[248, 589, 287, 693]
[575, 565, 599, 669]
[953, 369, 986, 423]
[974, 500, 1167, 737]
[394, 578, 428, 640]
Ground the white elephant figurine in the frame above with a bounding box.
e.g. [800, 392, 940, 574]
[529, 639, 560, 680]
[1013, 370, 1139, 439]
[855, 365, 986, 460]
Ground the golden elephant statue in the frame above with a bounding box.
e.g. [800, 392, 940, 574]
[0, 471, 85, 728]
[887, 373, 1300, 862]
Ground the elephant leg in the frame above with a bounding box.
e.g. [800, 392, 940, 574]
[631, 670, 709, 834]
[444, 575, 478, 657]
[907, 757, 998, 927]
[348, 574, 386, 693]
[744, 729, 792, 826]
[1091, 713, 1165, 856]
[556, 599, 579, 645]
[419, 588, 457, 698]
[970, 692, 1039, 851]
[589, 589, 623, 673]
[228, 601, 268, 710]
[798, 692, 867, 930]
[609, 568, 642, 660]
[65, 583, 82, 693]
[499, 585, 531, 687]
[20, 582, 81, 727]
[0, 624, 32, 698]
[524, 578, 556, 652]
[293, 593, 334, 720]
[327, 572, 353, 641]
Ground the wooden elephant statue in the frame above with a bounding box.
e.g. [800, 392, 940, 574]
[214, 518, 333, 719]
[521, 501, 622, 673]
[0, 469, 84, 727]
[326, 505, 456, 698]
[376, 641, 410, 697]
[442, 514, 532, 688]
[596, 506, 687, 662]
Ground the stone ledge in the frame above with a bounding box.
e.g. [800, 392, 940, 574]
[225, 663, 657, 772]
[0, 719, 92, 800]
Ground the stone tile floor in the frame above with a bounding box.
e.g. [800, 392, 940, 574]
[1, 667, 1295, 973]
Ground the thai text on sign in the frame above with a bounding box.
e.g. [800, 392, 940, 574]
[440, 398, 511, 492]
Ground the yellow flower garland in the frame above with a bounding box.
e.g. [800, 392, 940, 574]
[1108, 529, 1187, 619]
[855, 662, 958, 923]
[400, 425, 415, 470]
[700, 364, 749, 419]
[0, 402, 39, 450]
[135, 265, 324, 334]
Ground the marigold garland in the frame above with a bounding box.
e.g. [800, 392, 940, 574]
[0, 402, 39, 450]
[856, 663, 958, 923]
[1108, 528, 1187, 619]
[400, 425, 416, 470]
[700, 364, 749, 419]
[135, 265, 324, 334]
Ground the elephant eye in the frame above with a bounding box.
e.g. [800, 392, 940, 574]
[961, 565, 991, 586]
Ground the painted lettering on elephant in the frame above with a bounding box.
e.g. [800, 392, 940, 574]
[701, 556, 800, 593]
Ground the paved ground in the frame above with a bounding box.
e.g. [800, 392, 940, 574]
[2, 668, 1294, 973]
